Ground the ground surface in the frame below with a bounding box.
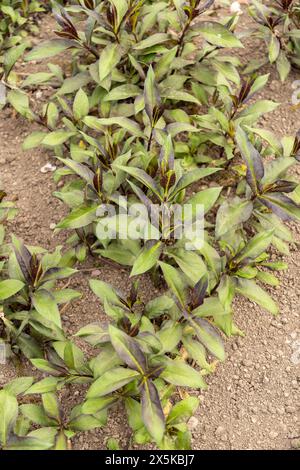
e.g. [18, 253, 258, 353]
[0, 4, 299, 450]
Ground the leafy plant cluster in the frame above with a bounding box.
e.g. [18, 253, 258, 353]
[247, 0, 300, 81]
[0, 0, 45, 78]
[0, 0, 300, 451]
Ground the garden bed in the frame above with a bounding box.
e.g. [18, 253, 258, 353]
[0, 2, 299, 450]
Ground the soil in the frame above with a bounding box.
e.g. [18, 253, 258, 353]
[0, 3, 299, 451]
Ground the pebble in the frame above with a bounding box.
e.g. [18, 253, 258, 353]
[286, 406, 296, 413]
[215, 426, 226, 437]
[50, 223, 56, 230]
[242, 359, 252, 367]
[91, 270, 101, 277]
[187, 417, 199, 431]
[269, 431, 279, 439]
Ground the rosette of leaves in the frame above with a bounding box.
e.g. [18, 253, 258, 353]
[0, 376, 106, 450]
[247, 0, 300, 81]
[1, 235, 80, 359]
[28, 338, 95, 385]
[91, 134, 221, 278]
[75, 277, 225, 447]
[0, 0, 44, 89]
[17, 0, 244, 152]
[191, 73, 278, 165]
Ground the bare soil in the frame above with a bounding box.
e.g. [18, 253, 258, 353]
[0, 5, 299, 450]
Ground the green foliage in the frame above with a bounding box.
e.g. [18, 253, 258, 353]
[0, 230, 80, 359]
[0, 1, 44, 79]
[0, 0, 300, 451]
[0, 377, 106, 450]
[248, 0, 300, 81]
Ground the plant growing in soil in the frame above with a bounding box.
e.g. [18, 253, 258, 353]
[0, 0, 44, 82]
[1, 235, 81, 359]
[72, 278, 213, 448]
[0, 376, 107, 450]
[247, 0, 300, 81]
[1, 0, 300, 451]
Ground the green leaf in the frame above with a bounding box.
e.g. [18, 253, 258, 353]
[42, 393, 60, 421]
[42, 131, 75, 147]
[141, 380, 165, 444]
[23, 131, 47, 150]
[234, 230, 274, 264]
[188, 318, 225, 361]
[99, 43, 122, 82]
[22, 72, 54, 87]
[4, 42, 28, 77]
[196, 22, 243, 48]
[216, 197, 253, 238]
[75, 323, 109, 346]
[131, 242, 162, 277]
[155, 47, 178, 80]
[167, 397, 199, 425]
[0, 390, 18, 446]
[87, 368, 140, 398]
[104, 84, 141, 102]
[7, 89, 32, 118]
[83, 116, 144, 138]
[57, 157, 94, 183]
[68, 411, 107, 431]
[236, 100, 278, 123]
[109, 325, 147, 374]
[57, 205, 97, 229]
[182, 337, 212, 371]
[25, 40, 72, 61]
[159, 261, 187, 307]
[89, 279, 122, 306]
[0, 279, 24, 300]
[82, 397, 117, 414]
[168, 250, 207, 285]
[276, 51, 291, 82]
[20, 404, 55, 426]
[170, 168, 220, 200]
[157, 321, 182, 353]
[57, 72, 91, 95]
[6, 435, 55, 450]
[269, 34, 280, 63]
[235, 278, 279, 315]
[161, 359, 207, 389]
[186, 187, 222, 215]
[32, 289, 61, 328]
[258, 193, 300, 222]
[235, 126, 264, 194]
[4, 377, 34, 396]
[115, 165, 162, 200]
[161, 89, 200, 105]
[134, 33, 170, 50]
[262, 157, 294, 186]
[24, 377, 59, 395]
[144, 65, 160, 121]
[73, 88, 89, 120]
